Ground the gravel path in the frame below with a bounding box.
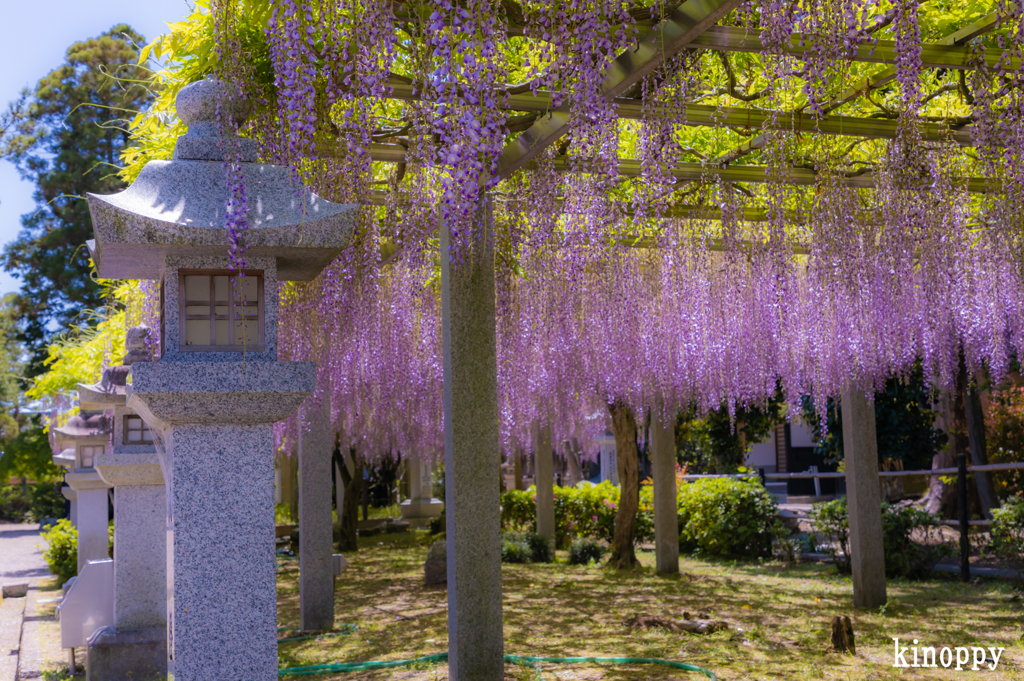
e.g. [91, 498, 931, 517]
[0, 523, 51, 588]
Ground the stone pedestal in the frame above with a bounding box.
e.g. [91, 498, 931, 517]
[298, 390, 334, 632]
[841, 386, 887, 609]
[533, 422, 555, 546]
[442, 204, 503, 681]
[399, 455, 443, 526]
[650, 410, 679, 574]
[129, 360, 315, 681]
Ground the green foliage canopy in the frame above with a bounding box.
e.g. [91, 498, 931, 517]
[0, 25, 152, 373]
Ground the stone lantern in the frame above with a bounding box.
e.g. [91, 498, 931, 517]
[53, 413, 112, 572]
[86, 76, 356, 681]
[77, 325, 166, 680]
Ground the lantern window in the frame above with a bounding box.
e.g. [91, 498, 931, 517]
[179, 270, 264, 351]
[124, 415, 155, 445]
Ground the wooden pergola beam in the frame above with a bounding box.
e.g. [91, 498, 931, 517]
[689, 26, 1013, 71]
[365, 142, 996, 192]
[712, 11, 1002, 166]
[494, 0, 748, 180]
[385, 81, 973, 144]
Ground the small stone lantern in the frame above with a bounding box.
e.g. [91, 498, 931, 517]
[86, 76, 356, 681]
[78, 325, 166, 680]
[53, 413, 112, 572]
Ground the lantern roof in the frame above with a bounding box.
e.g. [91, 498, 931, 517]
[87, 76, 357, 282]
[78, 365, 130, 409]
[54, 413, 112, 440]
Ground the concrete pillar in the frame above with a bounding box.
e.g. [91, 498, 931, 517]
[533, 422, 555, 546]
[298, 389, 334, 632]
[441, 200, 502, 681]
[650, 409, 679, 574]
[841, 385, 887, 609]
[73, 485, 110, 573]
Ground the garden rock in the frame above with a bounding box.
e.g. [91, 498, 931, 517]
[424, 540, 447, 586]
[2, 583, 28, 598]
[830, 615, 855, 654]
[626, 614, 728, 634]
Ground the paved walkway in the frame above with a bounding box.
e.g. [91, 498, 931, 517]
[0, 524, 50, 588]
[0, 523, 63, 681]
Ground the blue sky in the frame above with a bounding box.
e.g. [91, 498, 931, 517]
[0, 0, 194, 297]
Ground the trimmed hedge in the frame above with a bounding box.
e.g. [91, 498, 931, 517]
[501, 476, 778, 558]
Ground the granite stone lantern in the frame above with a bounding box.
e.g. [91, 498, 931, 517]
[86, 76, 356, 681]
[53, 413, 113, 572]
[51, 448, 78, 527]
[398, 454, 443, 527]
[78, 325, 167, 681]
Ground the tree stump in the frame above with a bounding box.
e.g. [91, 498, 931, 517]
[830, 615, 855, 654]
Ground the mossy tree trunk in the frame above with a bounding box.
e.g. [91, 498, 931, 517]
[608, 400, 640, 570]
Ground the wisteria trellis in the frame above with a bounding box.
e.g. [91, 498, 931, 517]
[171, 0, 1024, 462]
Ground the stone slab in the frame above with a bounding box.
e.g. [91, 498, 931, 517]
[86, 626, 166, 681]
[2, 583, 28, 598]
[128, 360, 315, 427]
[95, 452, 164, 487]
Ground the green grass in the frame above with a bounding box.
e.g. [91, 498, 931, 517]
[276, 531, 1024, 680]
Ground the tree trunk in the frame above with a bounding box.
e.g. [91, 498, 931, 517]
[922, 390, 959, 518]
[513, 446, 524, 491]
[334, 447, 362, 552]
[962, 363, 996, 519]
[608, 400, 640, 570]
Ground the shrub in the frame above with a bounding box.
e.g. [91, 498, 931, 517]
[0, 485, 32, 522]
[882, 504, 954, 579]
[501, 532, 532, 563]
[428, 512, 445, 535]
[677, 476, 778, 558]
[42, 519, 78, 585]
[501, 481, 654, 547]
[0, 482, 64, 523]
[809, 498, 851, 572]
[526, 532, 554, 563]
[990, 497, 1024, 576]
[567, 537, 605, 565]
[29, 482, 66, 522]
[810, 497, 953, 579]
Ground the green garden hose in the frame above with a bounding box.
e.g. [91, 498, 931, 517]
[278, 651, 716, 679]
